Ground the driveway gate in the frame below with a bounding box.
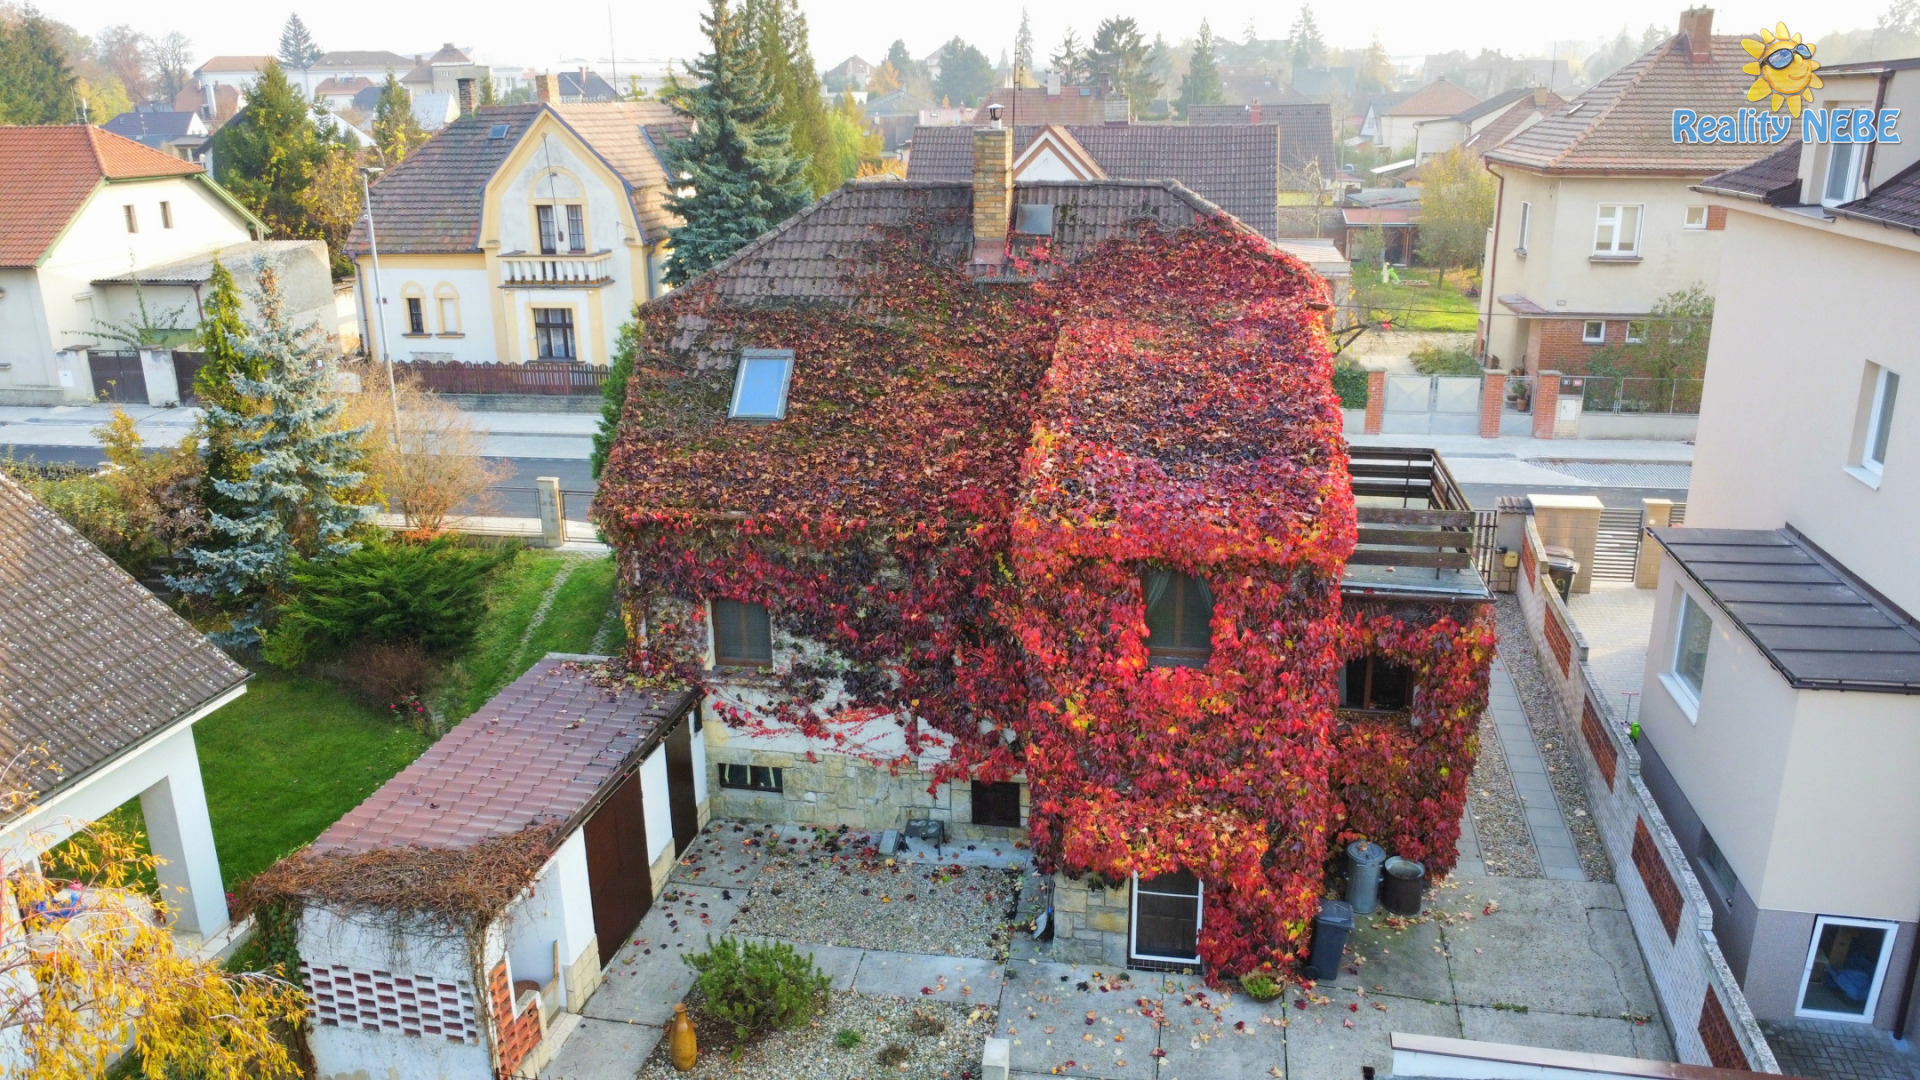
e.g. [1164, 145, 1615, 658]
[1382, 374, 1481, 435]
[86, 350, 146, 404]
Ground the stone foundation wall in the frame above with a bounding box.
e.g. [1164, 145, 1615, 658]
[705, 745, 1027, 845]
[1050, 875, 1131, 967]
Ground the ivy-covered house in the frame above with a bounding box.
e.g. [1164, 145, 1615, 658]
[595, 120, 1496, 978]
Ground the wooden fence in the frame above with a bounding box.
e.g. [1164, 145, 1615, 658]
[389, 360, 609, 396]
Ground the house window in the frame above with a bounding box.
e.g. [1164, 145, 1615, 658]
[1340, 655, 1414, 711]
[718, 764, 784, 792]
[1699, 829, 1737, 900]
[711, 598, 773, 667]
[566, 204, 586, 253]
[729, 349, 795, 421]
[1142, 569, 1212, 668]
[406, 297, 426, 335]
[971, 781, 1022, 827]
[536, 204, 559, 254]
[1822, 142, 1864, 208]
[1582, 320, 1606, 345]
[533, 308, 575, 359]
[1515, 201, 1531, 253]
[1683, 205, 1709, 229]
[1592, 204, 1642, 256]
[123, 205, 138, 233]
[1797, 916, 1898, 1022]
[1665, 591, 1712, 716]
[1626, 321, 1647, 344]
[1850, 362, 1899, 485]
[159, 201, 173, 229]
[437, 291, 460, 335]
[1130, 870, 1202, 965]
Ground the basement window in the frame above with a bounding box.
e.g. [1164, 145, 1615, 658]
[719, 764, 784, 792]
[729, 348, 794, 421]
[711, 598, 773, 667]
[1014, 203, 1055, 236]
[971, 781, 1022, 827]
[1340, 655, 1413, 711]
[1143, 569, 1212, 668]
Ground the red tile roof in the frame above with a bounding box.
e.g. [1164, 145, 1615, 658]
[0, 126, 205, 267]
[973, 86, 1112, 126]
[312, 659, 695, 855]
[1385, 79, 1481, 118]
[193, 55, 273, 75]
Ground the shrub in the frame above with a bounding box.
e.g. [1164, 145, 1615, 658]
[338, 640, 436, 711]
[1408, 344, 1481, 376]
[682, 937, 830, 1040]
[1239, 972, 1283, 1001]
[263, 537, 511, 667]
[1332, 359, 1370, 409]
[833, 1028, 863, 1049]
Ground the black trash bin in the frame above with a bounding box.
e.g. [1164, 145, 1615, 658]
[1305, 899, 1354, 983]
[1543, 546, 1580, 602]
[1380, 857, 1426, 916]
[1346, 841, 1386, 914]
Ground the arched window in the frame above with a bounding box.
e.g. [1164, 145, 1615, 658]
[530, 168, 588, 255]
[434, 284, 461, 335]
[1143, 568, 1213, 668]
[400, 284, 427, 336]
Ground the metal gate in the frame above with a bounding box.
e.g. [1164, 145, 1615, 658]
[1382, 374, 1481, 435]
[1593, 502, 1690, 582]
[172, 350, 207, 404]
[86, 350, 146, 404]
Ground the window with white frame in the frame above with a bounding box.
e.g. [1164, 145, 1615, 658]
[1582, 320, 1606, 345]
[1130, 870, 1202, 965]
[1683, 205, 1709, 229]
[1822, 142, 1864, 207]
[729, 349, 794, 421]
[1665, 591, 1711, 714]
[1592, 204, 1642, 256]
[1850, 362, 1899, 484]
[1515, 201, 1531, 253]
[1626, 321, 1647, 344]
[1798, 916, 1898, 1022]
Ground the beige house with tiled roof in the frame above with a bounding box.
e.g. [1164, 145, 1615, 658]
[1375, 78, 1482, 156]
[1477, 8, 1776, 376]
[347, 88, 684, 368]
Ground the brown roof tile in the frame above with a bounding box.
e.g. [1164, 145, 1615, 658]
[1486, 37, 1775, 174]
[1460, 89, 1568, 155]
[972, 86, 1111, 126]
[311, 660, 694, 854]
[0, 126, 206, 267]
[1385, 78, 1481, 117]
[0, 473, 248, 802]
[1836, 157, 1920, 230]
[1698, 140, 1804, 202]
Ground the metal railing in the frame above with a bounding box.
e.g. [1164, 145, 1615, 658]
[1575, 376, 1704, 416]
[390, 360, 608, 395]
[498, 250, 616, 288]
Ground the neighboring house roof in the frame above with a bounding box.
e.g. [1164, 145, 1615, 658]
[314, 76, 376, 97]
[1449, 86, 1536, 124]
[423, 43, 472, 65]
[91, 239, 323, 286]
[693, 177, 1254, 305]
[825, 55, 873, 78]
[1385, 78, 1481, 117]
[0, 472, 249, 802]
[0, 125, 207, 267]
[560, 70, 619, 102]
[194, 55, 273, 76]
[1012, 126, 1106, 179]
[1833, 158, 1920, 231]
[100, 109, 205, 146]
[864, 89, 937, 117]
[1348, 187, 1423, 209]
[1343, 207, 1419, 226]
[972, 86, 1110, 126]
[411, 92, 457, 130]
[313, 659, 696, 854]
[1187, 104, 1255, 124]
[1485, 35, 1768, 174]
[311, 50, 415, 70]
[346, 101, 685, 256]
[907, 123, 1295, 237]
[1696, 140, 1804, 203]
[1650, 527, 1920, 694]
[1460, 88, 1567, 155]
[350, 86, 383, 113]
[1270, 237, 1350, 277]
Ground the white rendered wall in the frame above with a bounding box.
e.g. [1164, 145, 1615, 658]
[499, 831, 596, 1007]
[640, 746, 673, 866]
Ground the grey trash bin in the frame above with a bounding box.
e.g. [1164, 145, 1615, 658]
[1346, 841, 1386, 914]
[1380, 856, 1426, 916]
[1305, 899, 1354, 983]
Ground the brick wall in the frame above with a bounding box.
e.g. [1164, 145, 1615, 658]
[1531, 371, 1560, 440]
[1479, 372, 1506, 439]
[1706, 205, 1728, 231]
[1364, 370, 1386, 434]
[488, 961, 542, 1076]
[1582, 699, 1618, 790]
[1634, 817, 1685, 942]
[706, 742, 1026, 844]
[1534, 320, 1613, 374]
[1543, 607, 1573, 676]
[1698, 987, 1752, 1070]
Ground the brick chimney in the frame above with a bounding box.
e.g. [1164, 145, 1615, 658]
[1679, 7, 1714, 64]
[972, 105, 1012, 266]
[1250, 98, 1263, 125]
[536, 72, 560, 103]
[456, 77, 476, 117]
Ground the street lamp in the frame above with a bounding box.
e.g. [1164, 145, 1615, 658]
[360, 164, 401, 445]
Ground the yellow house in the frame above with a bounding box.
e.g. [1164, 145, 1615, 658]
[347, 88, 682, 368]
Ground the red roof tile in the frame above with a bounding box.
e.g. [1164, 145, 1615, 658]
[1385, 79, 1481, 118]
[0, 126, 205, 267]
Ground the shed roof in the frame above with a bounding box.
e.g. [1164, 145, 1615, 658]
[0, 473, 248, 802]
[314, 659, 696, 854]
[1651, 527, 1920, 693]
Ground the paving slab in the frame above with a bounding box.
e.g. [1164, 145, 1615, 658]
[1461, 1003, 1675, 1060]
[1155, 983, 1288, 1080]
[583, 883, 740, 1025]
[1442, 880, 1657, 1018]
[851, 948, 1004, 1004]
[995, 962, 1159, 1080]
[1281, 994, 1460, 1080]
[539, 1015, 661, 1079]
[1344, 912, 1455, 1004]
[671, 823, 771, 889]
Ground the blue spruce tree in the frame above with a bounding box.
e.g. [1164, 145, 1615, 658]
[173, 265, 369, 647]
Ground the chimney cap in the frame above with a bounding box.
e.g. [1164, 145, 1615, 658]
[988, 103, 1003, 128]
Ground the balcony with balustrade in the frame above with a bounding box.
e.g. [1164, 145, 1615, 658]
[498, 250, 616, 289]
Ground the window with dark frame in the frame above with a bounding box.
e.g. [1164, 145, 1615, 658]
[406, 297, 426, 335]
[566, 204, 586, 252]
[971, 781, 1022, 828]
[1143, 569, 1213, 667]
[123, 205, 138, 233]
[537, 204, 559, 254]
[159, 201, 173, 229]
[718, 764, 783, 792]
[533, 307, 576, 359]
[711, 598, 773, 667]
[1340, 655, 1414, 711]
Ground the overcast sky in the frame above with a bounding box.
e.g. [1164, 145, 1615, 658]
[75, 0, 1894, 72]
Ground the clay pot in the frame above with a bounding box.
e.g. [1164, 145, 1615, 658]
[669, 1002, 697, 1071]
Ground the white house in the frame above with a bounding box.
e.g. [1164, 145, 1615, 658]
[1374, 78, 1481, 156]
[1635, 54, 1920, 1034]
[348, 85, 684, 368]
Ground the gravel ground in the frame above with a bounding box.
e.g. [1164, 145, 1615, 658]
[637, 991, 995, 1080]
[1494, 596, 1613, 883]
[731, 832, 1023, 958]
[1465, 704, 1542, 879]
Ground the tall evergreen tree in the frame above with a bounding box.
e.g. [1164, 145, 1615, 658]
[1175, 20, 1224, 118]
[932, 38, 993, 107]
[1090, 17, 1159, 113]
[193, 258, 261, 529]
[371, 70, 426, 162]
[746, 0, 836, 197]
[1289, 5, 1326, 74]
[1013, 10, 1036, 87]
[211, 61, 333, 239]
[0, 7, 79, 124]
[278, 13, 322, 68]
[662, 0, 810, 285]
[1051, 28, 1090, 85]
[174, 268, 369, 647]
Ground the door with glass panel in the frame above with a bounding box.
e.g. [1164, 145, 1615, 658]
[1130, 870, 1202, 967]
[1796, 916, 1898, 1022]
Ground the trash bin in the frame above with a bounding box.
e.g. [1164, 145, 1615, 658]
[1346, 841, 1386, 915]
[1305, 899, 1354, 983]
[1543, 546, 1580, 602]
[1380, 857, 1426, 916]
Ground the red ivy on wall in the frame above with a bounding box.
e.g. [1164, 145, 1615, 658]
[595, 212, 1493, 979]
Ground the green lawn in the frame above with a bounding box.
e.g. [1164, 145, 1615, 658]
[435, 550, 624, 722]
[1356, 275, 1482, 332]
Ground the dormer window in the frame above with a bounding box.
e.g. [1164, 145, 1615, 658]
[729, 349, 794, 421]
[1143, 569, 1212, 668]
[1822, 142, 1864, 208]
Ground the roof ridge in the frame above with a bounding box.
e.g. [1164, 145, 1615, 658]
[1543, 35, 1677, 168]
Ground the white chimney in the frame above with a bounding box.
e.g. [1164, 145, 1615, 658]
[1047, 70, 1061, 96]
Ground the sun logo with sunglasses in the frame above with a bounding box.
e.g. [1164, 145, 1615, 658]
[1743, 22, 1821, 116]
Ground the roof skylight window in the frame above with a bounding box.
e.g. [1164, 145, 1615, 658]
[729, 349, 795, 420]
[488, 123, 509, 139]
